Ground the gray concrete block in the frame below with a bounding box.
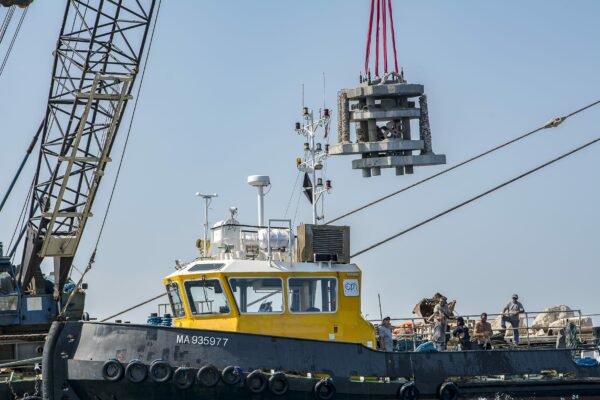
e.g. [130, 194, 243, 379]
[328, 140, 424, 155]
[350, 108, 420, 121]
[351, 154, 447, 169]
[341, 83, 424, 99]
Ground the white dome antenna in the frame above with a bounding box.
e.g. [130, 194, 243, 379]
[247, 175, 270, 227]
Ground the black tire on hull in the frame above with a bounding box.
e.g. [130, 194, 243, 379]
[246, 370, 268, 394]
[398, 382, 419, 400]
[149, 360, 172, 383]
[438, 381, 459, 400]
[125, 360, 148, 383]
[197, 365, 220, 387]
[268, 372, 289, 396]
[102, 359, 124, 382]
[173, 367, 195, 390]
[314, 378, 336, 400]
[221, 365, 243, 386]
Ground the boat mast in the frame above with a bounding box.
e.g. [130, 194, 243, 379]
[295, 107, 331, 224]
[196, 192, 217, 257]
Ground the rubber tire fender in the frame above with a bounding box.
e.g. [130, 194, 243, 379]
[125, 360, 148, 383]
[197, 365, 220, 387]
[398, 382, 419, 400]
[438, 381, 459, 400]
[173, 367, 195, 390]
[102, 359, 124, 382]
[149, 360, 172, 383]
[221, 365, 242, 386]
[245, 370, 268, 394]
[268, 372, 289, 396]
[314, 378, 336, 400]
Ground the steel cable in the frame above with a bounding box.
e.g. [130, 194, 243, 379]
[7, 180, 32, 258]
[351, 135, 600, 258]
[0, 6, 15, 45]
[325, 99, 600, 225]
[100, 292, 166, 322]
[283, 170, 301, 218]
[0, 6, 26, 77]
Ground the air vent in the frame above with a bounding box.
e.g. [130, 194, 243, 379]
[297, 224, 350, 263]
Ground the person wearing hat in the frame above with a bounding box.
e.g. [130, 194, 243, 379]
[377, 316, 395, 352]
[501, 294, 525, 345]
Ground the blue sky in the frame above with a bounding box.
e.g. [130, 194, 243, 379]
[1, 1, 599, 324]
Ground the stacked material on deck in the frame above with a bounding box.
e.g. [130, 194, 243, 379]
[532, 305, 593, 335]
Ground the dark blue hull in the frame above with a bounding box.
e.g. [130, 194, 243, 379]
[41, 321, 600, 399]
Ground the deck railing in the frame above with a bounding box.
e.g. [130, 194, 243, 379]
[370, 309, 599, 351]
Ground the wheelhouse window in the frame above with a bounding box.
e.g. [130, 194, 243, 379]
[166, 282, 185, 317]
[288, 277, 337, 313]
[184, 279, 230, 316]
[228, 277, 284, 313]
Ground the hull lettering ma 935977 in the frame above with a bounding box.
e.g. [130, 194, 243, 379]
[175, 334, 229, 347]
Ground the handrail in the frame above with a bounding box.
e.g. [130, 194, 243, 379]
[371, 309, 597, 349]
[370, 309, 585, 322]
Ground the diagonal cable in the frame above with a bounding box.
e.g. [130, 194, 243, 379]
[0, 6, 26, 77]
[326, 99, 600, 225]
[351, 135, 600, 258]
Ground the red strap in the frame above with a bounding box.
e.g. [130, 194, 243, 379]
[364, 0, 375, 75]
[382, 0, 388, 73]
[375, 0, 380, 77]
[387, 0, 399, 73]
[365, 0, 400, 77]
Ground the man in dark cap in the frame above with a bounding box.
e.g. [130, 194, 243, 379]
[501, 294, 524, 345]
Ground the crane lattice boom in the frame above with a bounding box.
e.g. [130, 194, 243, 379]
[19, 0, 156, 299]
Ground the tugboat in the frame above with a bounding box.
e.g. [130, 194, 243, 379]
[41, 184, 600, 399]
[25, 1, 599, 399]
[42, 85, 600, 399]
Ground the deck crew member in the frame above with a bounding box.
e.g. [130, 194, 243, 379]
[433, 297, 450, 349]
[452, 316, 471, 350]
[556, 327, 567, 349]
[474, 312, 493, 350]
[377, 316, 395, 352]
[428, 311, 447, 351]
[500, 294, 524, 345]
[565, 320, 578, 349]
[433, 296, 450, 319]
